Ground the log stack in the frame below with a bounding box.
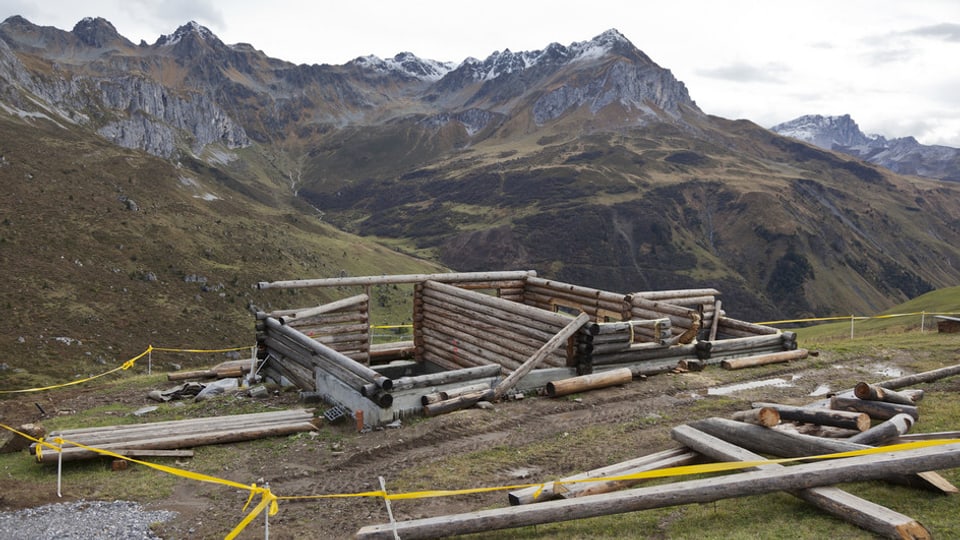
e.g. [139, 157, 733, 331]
[31, 409, 317, 463]
[268, 294, 371, 364]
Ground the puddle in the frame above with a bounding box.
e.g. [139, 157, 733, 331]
[707, 377, 795, 396]
[871, 364, 903, 378]
[808, 384, 831, 396]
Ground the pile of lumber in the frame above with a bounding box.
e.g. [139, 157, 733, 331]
[31, 409, 316, 463]
[356, 364, 960, 539]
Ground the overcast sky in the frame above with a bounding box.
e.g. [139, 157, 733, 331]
[3, 0, 959, 147]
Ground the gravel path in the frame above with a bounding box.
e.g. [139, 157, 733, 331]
[0, 500, 177, 539]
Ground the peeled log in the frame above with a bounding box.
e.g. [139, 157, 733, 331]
[848, 413, 915, 446]
[721, 349, 809, 370]
[356, 443, 960, 540]
[546, 368, 633, 397]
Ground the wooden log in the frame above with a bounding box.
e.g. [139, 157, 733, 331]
[423, 389, 495, 417]
[677, 358, 705, 372]
[421, 350, 469, 372]
[420, 308, 557, 364]
[873, 363, 960, 390]
[546, 368, 633, 397]
[631, 288, 720, 301]
[522, 287, 628, 316]
[266, 336, 369, 391]
[524, 277, 632, 305]
[686, 417, 954, 493]
[441, 382, 495, 401]
[854, 383, 920, 405]
[275, 294, 369, 323]
[494, 313, 590, 400]
[752, 402, 871, 432]
[264, 351, 316, 390]
[731, 407, 780, 427]
[848, 413, 915, 446]
[391, 364, 502, 391]
[708, 300, 722, 341]
[715, 316, 781, 337]
[508, 447, 699, 505]
[37, 421, 318, 463]
[355, 442, 960, 540]
[420, 329, 518, 370]
[830, 396, 920, 421]
[167, 359, 256, 381]
[257, 270, 536, 290]
[721, 349, 809, 370]
[670, 425, 932, 540]
[702, 333, 786, 353]
[590, 344, 697, 366]
[265, 317, 393, 390]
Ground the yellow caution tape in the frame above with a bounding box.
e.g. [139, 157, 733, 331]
[756, 311, 960, 326]
[1, 420, 958, 538]
[0, 344, 253, 394]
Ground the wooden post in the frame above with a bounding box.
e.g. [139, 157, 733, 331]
[720, 349, 808, 370]
[670, 425, 932, 540]
[355, 443, 960, 539]
[494, 313, 590, 400]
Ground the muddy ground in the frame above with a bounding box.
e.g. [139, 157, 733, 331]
[1, 346, 956, 539]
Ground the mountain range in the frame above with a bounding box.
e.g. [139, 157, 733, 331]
[771, 114, 960, 182]
[3, 16, 960, 373]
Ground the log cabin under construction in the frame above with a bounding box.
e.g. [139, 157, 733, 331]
[254, 271, 803, 428]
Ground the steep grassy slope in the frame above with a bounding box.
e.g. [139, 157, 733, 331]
[0, 113, 444, 386]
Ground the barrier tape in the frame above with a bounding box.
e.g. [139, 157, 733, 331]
[756, 311, 960, 326]
[0, 344, 252, 394]
[1, 421, 958, 537]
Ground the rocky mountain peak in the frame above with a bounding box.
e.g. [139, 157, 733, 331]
[348, 52, 456, 81]
[154, 21, 222, 48]
[71, 17, 128, 48]
[772, 114, 960, 181]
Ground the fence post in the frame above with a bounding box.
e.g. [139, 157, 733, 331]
[921, 311, 926, 333]
[850, 314, 855, 339]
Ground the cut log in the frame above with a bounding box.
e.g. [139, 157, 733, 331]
[752, 402, 870, 431]
[854, 383, 920, 405]
[677, 359, 704, 372]
[545, 368, 632, 398]
[670, 425, 932, 540]
[507, 447, 699, 505]
[721, 349, 809, 370]
[355, 442, 960, 540]
[731, 407, 780, 427]
[830, 396, 919, 421]
[848, 414, 915, 446]
[422, 389, 495, 417]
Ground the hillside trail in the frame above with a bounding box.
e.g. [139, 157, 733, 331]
[0, 349, 943, 538]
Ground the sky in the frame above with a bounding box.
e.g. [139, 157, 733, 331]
[3, 0, 960, 147]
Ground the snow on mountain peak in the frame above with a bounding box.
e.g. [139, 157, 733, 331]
[155, 21, 218, 47]
[350, 52, 456, 81]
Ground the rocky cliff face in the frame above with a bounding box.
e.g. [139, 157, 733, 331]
[771, 114, 960, 181]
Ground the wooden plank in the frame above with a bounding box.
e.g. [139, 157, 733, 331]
[355, 443, 960, 539]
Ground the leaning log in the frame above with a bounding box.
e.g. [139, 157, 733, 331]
[752, 402, 871, 432]
[670, 425, 932, 540]
[355, 443, 960, 540]
[830, 396, 919, 421]
[493, 313, 590, 400]
[507, 447, 699, 505]
[546, 368, 632, 398]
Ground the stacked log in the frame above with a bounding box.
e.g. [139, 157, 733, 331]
[269, 294, 371, 364]
[33, 409, 316, 463]
[695, 332, 797, 363]
[167, 359, 258, 381]
[631, 289, 719, 334]
[416, 280, 577, 372]
[521, 277, 633, 321]
[258, 315, 394, 408]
